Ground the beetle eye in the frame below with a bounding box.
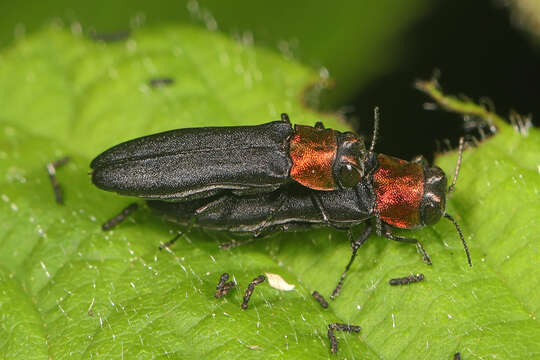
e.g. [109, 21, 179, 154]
[339, 164, 361, 188]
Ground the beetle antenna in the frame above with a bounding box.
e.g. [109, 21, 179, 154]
[448, 137, 465, 194]
[444, 213, 472, 267]
[370, 106, 380, 152]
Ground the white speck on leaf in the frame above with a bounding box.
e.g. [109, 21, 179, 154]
[265, 273, 295, 291]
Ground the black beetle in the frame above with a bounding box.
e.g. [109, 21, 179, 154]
[91, 114, 367, 201]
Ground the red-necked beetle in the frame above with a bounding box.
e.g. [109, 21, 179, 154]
[90, 108, 471, 299]
[91, 114, 367, 201]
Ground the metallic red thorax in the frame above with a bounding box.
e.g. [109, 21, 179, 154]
[373, 154, 424, 229]
[289, 125, 338, 190]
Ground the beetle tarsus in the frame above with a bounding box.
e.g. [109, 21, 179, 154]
[159, 232, 182, 250]
[46, 156, 70, 204]
[102, 203, 139, 231]
[383, 227, 432, 265]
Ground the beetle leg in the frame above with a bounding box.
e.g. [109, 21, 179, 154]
[314, 121, 325, 129]
[310, 193, 330, 222]
[311, 192, 357, 230]
[193, 196, 228, 215]
[249, 192, 288, 237]
[330, 223, 373, 299]
[159, 232, 183, 250]
[281, 113, 291, 123]
[382, 225, 432, 265]
[219, 193, 288, 249]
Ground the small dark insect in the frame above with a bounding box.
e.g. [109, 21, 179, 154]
[148, 77, 174, 88]
[89, 30, 130, 42]
[327, 327, 338, 354]
[327, 322, 361, 354]
[454, 352, 461, 360]
[241, 275, 265, 310]
[215, 273, 236, 298]
[46, 156, 70, 204]
[389, 273, 425, 286]
[329, 323, 361, 333]
[101, 203, 139, 231]
[312, 291, 329, 309]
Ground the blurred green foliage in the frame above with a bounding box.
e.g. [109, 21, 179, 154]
[0, 0, 430, 105]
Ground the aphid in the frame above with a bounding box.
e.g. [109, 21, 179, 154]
[327, 327, 338, 354]
[312, 291, 329, 309]
[329, 323, 361, 333]
[215, 273, 236, 298]
[101, 202, 139, 230]
[241, 275, 265, 310]
[90, 113, 367, 202]
[327, 322, 361, 354]
[46, 156, 70, 204]
[389, 273, 425, 286]
[148, 77, 174, 88]
[91, 108, 471, 298]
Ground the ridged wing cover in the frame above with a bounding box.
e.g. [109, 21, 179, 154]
[91, 121, 294, 201]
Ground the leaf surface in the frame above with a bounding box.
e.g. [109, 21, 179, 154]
[0, 26, 539, 359]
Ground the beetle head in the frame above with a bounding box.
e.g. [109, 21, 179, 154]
[419, 166, 447, 226]
[333, 132, 367, 188]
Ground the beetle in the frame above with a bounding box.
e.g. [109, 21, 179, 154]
[91, 108, 471, 298]
[91, 114, 367, 201]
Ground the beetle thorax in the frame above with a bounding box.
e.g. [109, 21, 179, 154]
[373, 154, 424, 229]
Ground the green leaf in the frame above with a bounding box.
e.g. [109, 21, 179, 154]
[1, 26, 539, 359]
[0, 1, 431, 105]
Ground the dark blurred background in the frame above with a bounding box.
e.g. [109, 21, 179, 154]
[348, 0, 540, 161]
[1, 0, 538, 161]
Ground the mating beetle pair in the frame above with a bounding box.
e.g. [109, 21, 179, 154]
[90, 109, 471, 298]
